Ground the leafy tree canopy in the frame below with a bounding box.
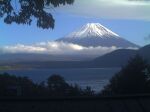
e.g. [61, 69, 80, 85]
[47, 74, 68, 90]
[101, 55, 150, 95]
[0, 0, 74, 29]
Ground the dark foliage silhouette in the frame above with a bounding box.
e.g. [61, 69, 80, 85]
[0, 0, 74, 29]
[0, 73, 94, 97]
[47, 74, 71, 96]
[0, 73, 38, 96]
[101, 55, 150, 95]
[47, 74, 94, 96]
[82, 86, 94, 96]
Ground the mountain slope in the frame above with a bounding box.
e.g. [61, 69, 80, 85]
[93, 44, 150, 67]
[93, 49, 137, 67]
[138, 44, 150, 63]
[57, 23, 139, 48]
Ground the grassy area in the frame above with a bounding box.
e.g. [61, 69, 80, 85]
[0, 66, 11, 70]
[0, 66, 13, 70]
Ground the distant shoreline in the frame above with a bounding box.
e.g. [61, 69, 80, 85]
[0, 66, 121, 71]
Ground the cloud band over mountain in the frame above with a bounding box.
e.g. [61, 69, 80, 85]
[0, 41, 138, 56]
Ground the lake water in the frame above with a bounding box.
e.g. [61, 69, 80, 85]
[0, 68, 120, 92]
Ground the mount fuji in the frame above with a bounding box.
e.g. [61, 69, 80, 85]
[57, 23, 139, 48]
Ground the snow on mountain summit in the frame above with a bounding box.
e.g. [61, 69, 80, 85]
[57, 23, 139, 48]
[65, 23, 120, 39]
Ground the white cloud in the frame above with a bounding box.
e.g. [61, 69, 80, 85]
[0, 41, 138, 56]
[55, 0, 150, 21]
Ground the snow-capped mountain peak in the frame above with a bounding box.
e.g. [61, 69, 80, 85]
[65, 23, 120, 39]
[57, 23, 139, 48]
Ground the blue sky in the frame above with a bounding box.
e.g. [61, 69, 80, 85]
[1, 12, 150, 46]
[0, 0, 150, 48]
